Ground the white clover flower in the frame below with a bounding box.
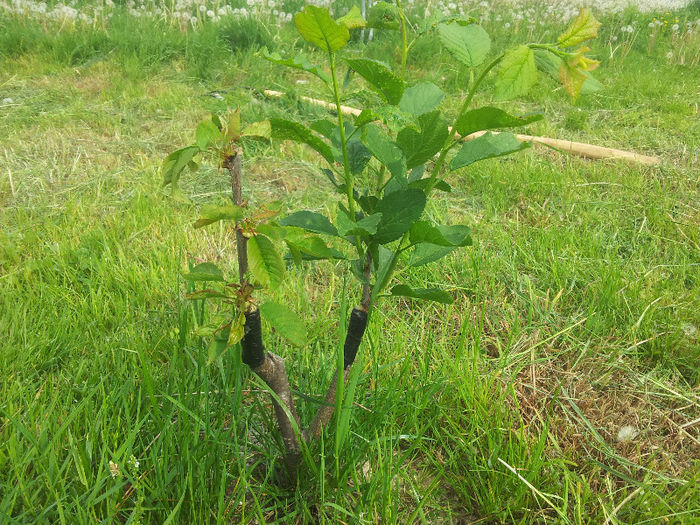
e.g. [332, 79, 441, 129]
[504, 22, 511, 29]
[207, 9, 214, 17]
[671, 24, 679, 31]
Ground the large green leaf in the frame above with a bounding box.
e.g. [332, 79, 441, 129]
[362, 124, 406, 180]
[337, 211, 383, 238]
[399, 82, 445, 116]
[455, 107, 543, 137]
[437, 22, 491, 68]
[374, 188, 426, 244]
[345, 58, 405, 105]
[241, 120, 271, 140]
[247, 234, 284, 289]
[367, 1, 400, 30]
[494, 45, 537, 101]
[337, 5, 366, 30]
[193, 203, 244, 229]
[284, 228, 344, 261]
[279, 210, 338, 236]
[558, 8, 601, 48]
[259, 302, 307, 347]
[390, 285, 453, 304]
[196, 119, 222, 151]
[260, 48, 331, 85]
[409, 222, 472, 247]
[348, 139, 372, 175]
[162, 145, 199, 186]
[450, 132, 530, 170]
[409, 244, 455, 267]
[396, 111, 449, 169]
[183, 262, 224, 282]
[270, 118, 334, 166]
[294, 5, 350, 53]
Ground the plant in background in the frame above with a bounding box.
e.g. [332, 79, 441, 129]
[162, 2, 601, 484]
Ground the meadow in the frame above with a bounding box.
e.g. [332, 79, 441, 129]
[0, 1, 699, 523]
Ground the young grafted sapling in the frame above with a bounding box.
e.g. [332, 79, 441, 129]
[162, 3, 602, 482]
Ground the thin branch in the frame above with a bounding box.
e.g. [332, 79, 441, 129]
[225, 149, 301, 477]
[224, 151, 248, 282]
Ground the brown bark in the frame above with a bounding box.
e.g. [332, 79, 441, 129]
[225, 152, 249, 282]
[252, 351, 302, 474]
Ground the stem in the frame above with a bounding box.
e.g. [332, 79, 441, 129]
[458, 53, 504, 118]
[424, 53, 506, 194]
[227, 149, 301, 480]
[225, 151, 248, 283]
[397, 0, 408, 77]
[329, 51, 356, 222]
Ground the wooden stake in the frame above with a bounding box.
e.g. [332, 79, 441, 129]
[263, 89, 661, 166]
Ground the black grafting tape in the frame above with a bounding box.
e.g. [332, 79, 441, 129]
[242, 309, 266, 368]
[343, 308, 368, 369]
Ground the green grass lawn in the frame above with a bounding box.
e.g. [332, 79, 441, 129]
[1, 3, 699, 523]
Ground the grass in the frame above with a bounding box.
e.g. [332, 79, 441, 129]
[1, 3, 699, 523]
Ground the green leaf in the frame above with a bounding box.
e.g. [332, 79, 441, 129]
[279, 210, 338, 236]
[362, 124, 406, 180]
[193, 203, 244, 229]
[247, 234, 284, 289]
[450, 132, 530, 170]
[260, 48, 331, 85]
[195, 315, 231, 338]
[558, 60, 588, 101]
[374, 188, 426, 244]
[558, 8, 601, 48]
[270, 118, 334, 166]
[399, 82, 445, 116]
[348, 139, 372, 175]
[294, 5, 350, 53]
[183, 262, 224, 282]
[409, 244, 455, 266]
[390, 285, 453, 304]
[396, 111, 449, 169]
[337, 5, 366, 30]
[162, 145, 199, 186]
[241, 120, 271, 141]
[367, 1, 401, 30]
[196, 119, 222, 151]
[455, 107, 543, 137]
[494, 45, 537, 101]
[437, 22, 491, 68]
[534, 50, 602, 95]
[284, 229, 344, 260]
[354, 109, 380, 127]
[227, 313, 246, 347]
[409, 222, 472, 247]
[337, 211, 383, 238]
[259, 302, 307, 347]
[409, 178, 452, 193]
[226, 109, 241, 140]
[345, 58, 405, 105]
[206, 321, 233, 366]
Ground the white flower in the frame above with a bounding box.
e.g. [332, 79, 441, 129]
[671, 24, 679, 31]
[109, 461, 121, 478]
[616, 425, 638, 443]
[206, 9, 214, 18]
[504, 22, 511, 29]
